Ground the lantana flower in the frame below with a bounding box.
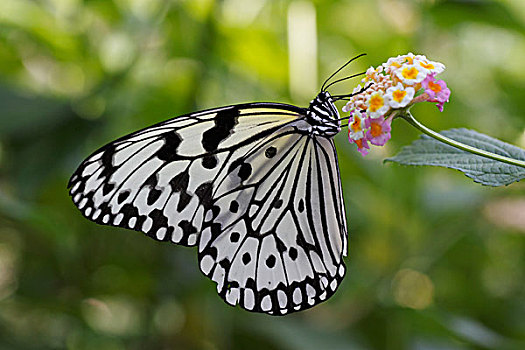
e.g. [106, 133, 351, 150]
[348, 110, 366, 140]
[367, 91, 389, 118]
[395, 64, 427, 85]
[342, 53, 450, 156]
[416, 59, 445, 75]
[385, 83, 415, 109]
[347, 111, 370, 156]
[422, 75, 450, 111]
[365, 116, 392, 146]
[363, 66, 382, 82]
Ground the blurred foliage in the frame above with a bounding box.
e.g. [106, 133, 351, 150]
[0, 0, 525, 349]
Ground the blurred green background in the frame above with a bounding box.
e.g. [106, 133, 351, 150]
[1, 0, 525, 349]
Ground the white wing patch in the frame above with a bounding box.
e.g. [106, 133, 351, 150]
[69, 103, 348, 315]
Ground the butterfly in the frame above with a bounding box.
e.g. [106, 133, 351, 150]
[68, 55, 367, 315]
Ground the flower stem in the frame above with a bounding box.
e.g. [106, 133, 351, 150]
[401, 112, 525, 168]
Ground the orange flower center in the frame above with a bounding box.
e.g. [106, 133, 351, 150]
[369, 94, 384, 112]
[393, 90, 407, 103]
[428, 81, 442, 93]
[402, 67, 419, 80]
[351, 115, 362, 132]
[419, 60, 435, 70]
[355, 139, 364, 149]
[391, 62, 401, 68]
[370, 122, 383, 137]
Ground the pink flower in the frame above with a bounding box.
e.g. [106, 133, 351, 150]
[349, 136, 370, 156]
[365, 116, 392, 146]
[355, 138, 370, 156]
[422, 75, 450, 111]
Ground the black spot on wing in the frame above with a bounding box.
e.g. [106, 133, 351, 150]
[179, 220, 197, 236]
[169, 171, 192, 212]
[242, 252, 251, 265]
[230, 231, 240, 243]
[117, 190, 131, 204]
[266, 255, 276, 268]
[289, 247, 298, 261]
[147, 188, 162, 205]
[156, 132, 182, 161]
[265, 147, 277, 158]
[219, 259, 231, 271]
[202, 107, 239, 152]
[170, 171, 189, 192]
[229, 200, 239, 213]
[149, 209, 168, 233]
[145, 174, 161, 205]
[298, 199, 305, 213]
[238, 163, 252, 181]
[121, 203, 139, 218]
[195, 182, 214, 209]
[100, 146, 116, 178]
[245, 277, 256, 290]
[202, 155, 218, 169]
[102, 182, 115, 196]
[272, 198, 283, 209]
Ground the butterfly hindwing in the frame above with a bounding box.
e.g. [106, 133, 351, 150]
[198, 130, 347, 315]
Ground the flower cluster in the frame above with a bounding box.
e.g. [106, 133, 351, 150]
[343, 53, 450, 156]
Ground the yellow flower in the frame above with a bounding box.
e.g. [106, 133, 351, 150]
[395, 64, 427, 85]
[367, 92, 389, 118]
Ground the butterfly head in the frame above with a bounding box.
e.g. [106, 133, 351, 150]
[306, 91, 341, 137]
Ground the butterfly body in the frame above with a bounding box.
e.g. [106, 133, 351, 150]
[69, 90, 348, 315]
[305, 91, 342, 136]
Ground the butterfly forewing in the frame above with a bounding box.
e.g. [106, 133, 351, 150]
[69, 104, 302, 246]
[69, 100, 348, 315]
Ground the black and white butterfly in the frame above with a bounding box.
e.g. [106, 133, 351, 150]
[68, 56, 367, 315]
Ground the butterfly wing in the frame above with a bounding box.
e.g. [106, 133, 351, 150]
[69, 103, 303, 246]
[69, 102, 348, 315]
[198, 131, 348, 315]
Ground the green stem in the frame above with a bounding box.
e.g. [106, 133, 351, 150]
[401, 112, 525, 168]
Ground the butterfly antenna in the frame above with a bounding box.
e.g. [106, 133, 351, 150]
[331, 82, 374, 100]
[323, 71, 366, 91]
[321, 53, 366, 92]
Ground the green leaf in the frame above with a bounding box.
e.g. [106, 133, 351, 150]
[386, 128, 525, 186]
